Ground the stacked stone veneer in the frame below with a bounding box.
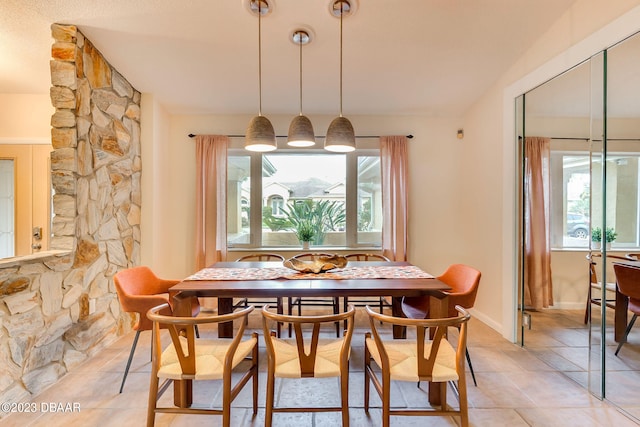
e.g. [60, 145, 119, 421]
[0, 24, 141, 408]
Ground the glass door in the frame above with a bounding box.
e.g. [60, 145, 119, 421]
[600, 32, 640, 417]
[588, 50, 605, 399]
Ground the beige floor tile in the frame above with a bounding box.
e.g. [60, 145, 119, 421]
[516, 407, 640, 427]
[3, 308, 640, 426]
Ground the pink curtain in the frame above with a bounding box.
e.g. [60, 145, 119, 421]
[195, 135, 228, 270]
[524, 136, 553, 309]
[381, 135, 409, 262]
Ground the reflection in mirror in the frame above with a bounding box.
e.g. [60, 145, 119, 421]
[520, 50, 604, 395]
[603, 31, 640, 418]
[517, 30, 640, 418]
[0, 143, 52, 259]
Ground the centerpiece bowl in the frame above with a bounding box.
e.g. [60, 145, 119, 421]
[283, 254, 348, 274]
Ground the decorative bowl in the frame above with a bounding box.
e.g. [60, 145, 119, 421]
[283, 254, 348, 274]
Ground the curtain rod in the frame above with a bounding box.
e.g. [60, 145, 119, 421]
[518, 136, 640, 142]
[188, 133, 413, 139]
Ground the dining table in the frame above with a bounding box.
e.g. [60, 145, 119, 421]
[168, 260, 451, 408]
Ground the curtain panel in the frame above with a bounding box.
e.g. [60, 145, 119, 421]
[524, 136, 553, 309]
[195, 135, 228, 270]
[380, 135, 409, 262]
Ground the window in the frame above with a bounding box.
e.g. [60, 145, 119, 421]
[227, 149, 382, 249]
[0, 159, 15, 258]
[551, 151, 640, 248]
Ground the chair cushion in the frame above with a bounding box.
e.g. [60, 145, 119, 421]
[365, 337, 459, 383]
[158, 336, 257, 380]
[270, 337, 346, 378]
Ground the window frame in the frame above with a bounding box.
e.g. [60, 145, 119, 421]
[227, 147, 381, 249]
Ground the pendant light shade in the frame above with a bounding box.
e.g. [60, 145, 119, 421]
[325, 116, 355, 152]
[246, 115, 277, 152]
[245, 0, 277, 152]
[325, 0, 355, 153]
[288, 114, 315, 147]
[288, 29, 315, 147]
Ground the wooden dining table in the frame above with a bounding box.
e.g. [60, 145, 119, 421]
[168, 260, 451, 407]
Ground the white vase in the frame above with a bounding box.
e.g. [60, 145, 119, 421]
[592, 241, 601, 250]
[302, 241, 310, 250]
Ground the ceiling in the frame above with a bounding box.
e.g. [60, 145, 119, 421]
[1, 0, 578, 117]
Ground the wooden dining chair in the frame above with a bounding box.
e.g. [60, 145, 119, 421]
[261, 304, 356, 427]
[343, 253, 391, 314]
[401, 263, 481, 386]
[584, 253, 629, 324]
[287, 252, 341, 336]
[613, 263, 640, 355]
[364, 305, 471, 427]
[146, 304, 258, 427]
[234, 253, 286, 335]
[113, 266, 200, 393]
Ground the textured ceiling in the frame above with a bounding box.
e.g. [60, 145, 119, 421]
[1, 0, 578, 116]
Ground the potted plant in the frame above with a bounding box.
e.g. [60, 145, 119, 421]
[605, 227, 617, 250]
[295, 221, 315, 250]
[591, 227, 617, 250]
[591, 227, 602, 250]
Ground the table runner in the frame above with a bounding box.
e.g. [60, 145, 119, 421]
[184, 265, 434, 281]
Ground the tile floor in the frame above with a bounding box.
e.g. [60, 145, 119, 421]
[2, 307, 640, 426]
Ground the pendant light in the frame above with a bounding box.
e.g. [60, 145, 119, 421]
[325, 0, 355, 153]
[287, 29, 316, 147]
[245, 0, 277, 152]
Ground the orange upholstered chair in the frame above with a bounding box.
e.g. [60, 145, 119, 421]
[114, 266, 200, 393]
[401, 264, 481, 386]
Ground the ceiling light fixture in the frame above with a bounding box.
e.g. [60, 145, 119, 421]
[287, 29, 316, 147]
[245, 0, 277, 152]
[325, 0, 356, 153]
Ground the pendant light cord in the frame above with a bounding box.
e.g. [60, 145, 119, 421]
[299, 33, 303, 116]
[258, 1, 263, 116]
[339, 2, 344, 117]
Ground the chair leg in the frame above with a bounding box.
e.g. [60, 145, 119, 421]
[457, 363, 469, 427]
[341, 368, 350, 427]
[364, 336, 371, 412]
[276, 297, 282, 338]
[343, 297, 349, 332]
[252, 334, 259, 415]
[584, 285, 592, 324]
[615, 314, 638, 356]
[265, 371, 275, 427]
[120, 330, 141, 393]
[146, 374, 159, 427]
[465, 348, 478, 386]
[194, 325, 200, 339]
[382, 376, 390, 427]
[288, 297, 294, 337]
[334, 297, 340, 337]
